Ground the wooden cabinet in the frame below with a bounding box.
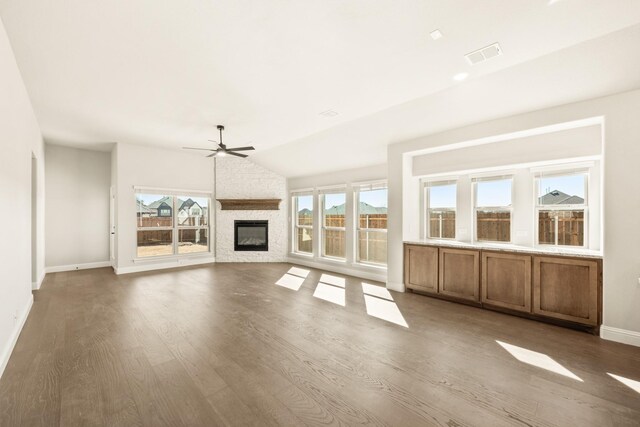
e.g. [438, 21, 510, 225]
[404, 245, 438, 293]
[533, 256, 600, 326]
[403, 243, 602, 332]
[439, 248, 480, 302]
[482, 252, 531, 312]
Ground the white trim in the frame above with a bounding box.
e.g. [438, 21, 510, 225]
[288, 255, 387, 283]
[0, 294, 33, 380]
[386, 281, 405, 292]
[45, 261, 112, 273]
[115, 256, 215, 275]
[32, 269, 46, 290]
[133, 185, 212, 196]
[601, 326, 640, 348]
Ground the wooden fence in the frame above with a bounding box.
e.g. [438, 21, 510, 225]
[538, 211, 584, 246]
[476, 211, 511, 242]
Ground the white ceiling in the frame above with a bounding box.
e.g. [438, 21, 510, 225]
[1, 0, 640, 176]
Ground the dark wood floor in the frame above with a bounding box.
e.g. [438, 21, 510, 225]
[1, 263, 639, 426]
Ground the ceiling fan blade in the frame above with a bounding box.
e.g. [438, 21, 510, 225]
[226, 151, 248, 158]
[225, 146, 255, 151]
[206, 152, 218, 158]
[207, 140, 219, 144]
[183, 147, 215, 151]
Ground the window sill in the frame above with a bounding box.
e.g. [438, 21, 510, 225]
[289, 251, 314, 258]
[351, 262, 388, 271]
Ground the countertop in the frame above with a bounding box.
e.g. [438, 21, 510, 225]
[404, 239, 603, 259]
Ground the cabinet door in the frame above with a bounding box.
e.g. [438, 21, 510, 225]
[404, 245, 438, 293]
[533, 256, 599, 326]
[482, 252, 531, 312]
[438, 248, 480, 302]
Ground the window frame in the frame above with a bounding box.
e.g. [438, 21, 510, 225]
[292, 193, 314, 256]
[423, 180, 457, 240]
[355, 182, 388, 267]
[473, 175, 514, 244]
[320, 190, 347, 260]
[534, 171, 589, 248]
[135, 191, 212, 259]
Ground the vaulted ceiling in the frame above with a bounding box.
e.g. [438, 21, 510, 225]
[2, 0, 640, 176]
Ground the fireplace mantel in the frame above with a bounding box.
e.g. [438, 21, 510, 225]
[217, 198, 281, 210]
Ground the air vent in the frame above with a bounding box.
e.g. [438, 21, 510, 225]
[319, 110, 338, 118]
[465, 42, 503, 65]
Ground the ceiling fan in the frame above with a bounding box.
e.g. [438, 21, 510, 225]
[183, 125, 255, 158]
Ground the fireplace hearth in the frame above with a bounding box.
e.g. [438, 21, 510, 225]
[234, 220, 268, 251]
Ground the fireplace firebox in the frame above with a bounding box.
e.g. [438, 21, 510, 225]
[234, 220, 268, 251]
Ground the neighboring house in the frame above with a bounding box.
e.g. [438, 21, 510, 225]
[538, 190, 584, 205]
[136, 199, 153, 217]
[322, 202, 387, 215]
[143, 196, 207, 225]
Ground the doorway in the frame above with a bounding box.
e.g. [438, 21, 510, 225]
[31, 154, 37, 288]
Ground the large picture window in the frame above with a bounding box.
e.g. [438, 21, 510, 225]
[474, 177, 512, 243]
[136, 192, 210, 258]
[293, 194, 313, 254]
[356, 183, 387, 265]
[321, 191, 346, 259]
[425, 181, 456, 239]
[536, 172, 587, 247]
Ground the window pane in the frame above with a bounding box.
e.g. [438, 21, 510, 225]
[137, 230, 173, 257]
[358, 230, 387, 264]
[177, 196, 209, 226]
[538, 210, 584, 246]
[296, 195, 313, 226]
[323, 229, 346, 259]
[359, 188, 387, 229]
[137, 194, 173, 227]
[429, 210, 456, 239]
[429, 184, 456, 208]
[476, 179, 512, 207]
[477, 210, 511, 242]
[296, 227, 313, 253]
[178, 228, 209, 254]
[538, 174, 585, 205]
[323, 193, 346, 227]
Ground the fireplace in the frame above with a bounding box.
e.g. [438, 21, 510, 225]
[234, 220, 268, 251]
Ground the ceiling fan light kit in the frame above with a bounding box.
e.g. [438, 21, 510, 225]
[183, 125, 255, 158]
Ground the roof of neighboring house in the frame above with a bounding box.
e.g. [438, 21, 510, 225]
[179, 198, 202, 211]
[298, 202, 387, 216]
[539, 190, 584, 205]
[147, 196, 178, 209]
[136, 199, 153, 214]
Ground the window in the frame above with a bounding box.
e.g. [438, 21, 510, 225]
[425, 181, 456, 239]
[536, 172, 587, 247]
[474, 177, 512, 243]
[136, 192, 210, 258]
[321, 192, 346, 259]
[293, 194, 313, 254]
[356, 183, 387, 265]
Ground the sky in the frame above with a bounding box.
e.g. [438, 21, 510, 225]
[538, 175, 585, 200]
[297, 189, 388, 211]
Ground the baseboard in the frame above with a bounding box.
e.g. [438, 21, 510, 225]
[31, 269, 46, 290]
[115, 256, 215, 275]
[600, 325, 640, 347]
[386, 281, 406, 292]
[0, 294, 33, 380]
[287, 256, 387, 284]
[45, 260, 112, 274]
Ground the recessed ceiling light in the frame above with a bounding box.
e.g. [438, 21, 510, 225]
[319, 110, 338, 117]
[430, 29, 443, 40]
[548, 0, 562, 4]
[453, 72, 469, 81]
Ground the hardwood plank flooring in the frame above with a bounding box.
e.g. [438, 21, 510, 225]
[1, 263, 639, 426]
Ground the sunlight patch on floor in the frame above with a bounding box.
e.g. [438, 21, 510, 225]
[288, 267, 310, 278]
[319, 273, 345, 288]
[313, 282, 345, 306]
[496, 340, 583, 381]
[362, 282, 393, 301]
[275, 273, 305, 291]
[608, 373, 640, 394]
[363, 294, 408, 327]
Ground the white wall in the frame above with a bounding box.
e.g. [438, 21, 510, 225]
[45, 144, 111, 269]
[114, 142, 215, 273]
[215, 157, 287, 262]
[287, 164, 387, 282]
[0, 18, 45, 378]
[387, 89, 640, 346]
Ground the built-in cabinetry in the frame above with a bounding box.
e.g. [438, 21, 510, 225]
[404, 243, 602, 332]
